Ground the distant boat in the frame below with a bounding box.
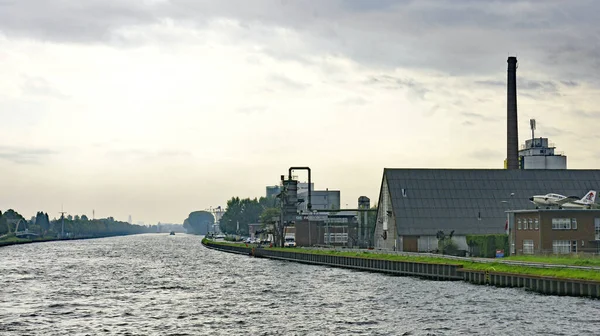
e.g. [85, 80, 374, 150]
[169, 231, 175, 236]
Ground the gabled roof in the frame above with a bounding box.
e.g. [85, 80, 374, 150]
[383, 168, 600, 235]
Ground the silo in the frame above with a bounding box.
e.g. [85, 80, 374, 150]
[358, 196, 371, 246]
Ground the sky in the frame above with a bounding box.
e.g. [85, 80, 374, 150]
[1, 0, 600, 224]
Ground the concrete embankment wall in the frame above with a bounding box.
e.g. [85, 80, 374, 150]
[202, 240, 599, 299]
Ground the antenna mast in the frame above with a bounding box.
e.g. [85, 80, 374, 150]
[59, 205, 67, 238]
[530, 118, 536, 146]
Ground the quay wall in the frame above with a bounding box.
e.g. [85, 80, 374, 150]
[202, 240, 599, 299]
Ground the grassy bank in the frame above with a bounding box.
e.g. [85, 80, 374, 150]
[504, 255, 600, 267]
[203, 239, 600, 282]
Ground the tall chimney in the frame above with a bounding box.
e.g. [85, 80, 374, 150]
[507, 56, 519, 170]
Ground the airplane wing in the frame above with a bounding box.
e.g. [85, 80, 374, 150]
[555, 196, 580, 205]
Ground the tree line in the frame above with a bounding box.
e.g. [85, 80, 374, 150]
[0, 209, 152, 238]
[218, 196, 279, 235]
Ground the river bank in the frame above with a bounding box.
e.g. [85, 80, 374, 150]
[202, 239, 600, 298]
[0, 233, 143, 248]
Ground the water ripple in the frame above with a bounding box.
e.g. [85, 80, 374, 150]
[1, 234, 599, 335]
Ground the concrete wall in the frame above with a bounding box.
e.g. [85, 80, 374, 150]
[375, 176, 397, 250]
[523, 155, 567, 169]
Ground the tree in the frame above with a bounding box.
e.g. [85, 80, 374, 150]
[2, 209, 26, 232]
[35, 211, 50, 234]
[74, 215, 80, 221]
[219, 197, 265, 235]
[260, 207, 281, 243]
[81, 215, 89, 221]
[183, 211, 215, 235]
[0, 211, 7, 235]
[436, 230, 459, 255]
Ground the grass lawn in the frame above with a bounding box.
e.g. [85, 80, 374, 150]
[204, 239, 600, 282]
[504, 255, 600, 267]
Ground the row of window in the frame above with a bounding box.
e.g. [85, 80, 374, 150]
[324, 233, 348, 243]
[596, 219, 600, 241]
[552, 218, 577, 230]
[523, 240, 578, 254]
[518, 217, 583, 230]
[553, 240, 577, 254]
[517, 218, 539, 230]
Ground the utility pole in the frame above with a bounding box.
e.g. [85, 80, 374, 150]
[59, 208, 67, 239]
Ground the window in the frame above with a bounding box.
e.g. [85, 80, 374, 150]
[534, 218, 539, 230]
[517, 218, 522, 230]
[523, 240, 534, 255]
[595, 218, 600, 241]
[553, 240, 571, 254]
[571, 241, 577, 253]
[552, 218, 571, 230]
[571, 218, 577, 230]
[528, 218, 533, 230]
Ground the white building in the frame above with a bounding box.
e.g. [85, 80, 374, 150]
[518, 137, 567, 169]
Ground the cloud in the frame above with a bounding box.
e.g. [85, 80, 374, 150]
[560, 80, 579, 87]
[474, 80, 503, 87]
[20, 75, 69, 99]
[106, 148, 191, 161]
[268, 74, 310, 90]
[469, 149, 503, 161]
[0, 146, 58, 164]
[0, 1, 597, 80]
[460, 111, 499, 122]
[364, 74, 429, 99]
[338, 96, 368, 106]
[476, 78, 562, 97]
[236, 106, 268, 115]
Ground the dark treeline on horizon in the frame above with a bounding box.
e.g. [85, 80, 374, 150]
[0, 209, 154, 238]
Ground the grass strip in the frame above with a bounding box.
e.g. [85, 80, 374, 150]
[204, 239, 600, 282]
[504, 255, 600, 267]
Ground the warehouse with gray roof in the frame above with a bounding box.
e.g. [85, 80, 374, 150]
[373, 169, 600, 252]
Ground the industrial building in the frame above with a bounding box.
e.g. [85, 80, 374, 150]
[294, 213, 357, 247]
[298, 189, 340, 211]
[504, 119, 568, 169]
[518, 137, 567, 169]
[510, 209, 600, 254]
[266, 185, 281, 199]
[373, 169, 600, 252]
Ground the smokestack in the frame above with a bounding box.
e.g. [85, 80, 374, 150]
[507, 56, 519, 170]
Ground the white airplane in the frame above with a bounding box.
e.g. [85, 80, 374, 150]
[529, 190, 598, 209]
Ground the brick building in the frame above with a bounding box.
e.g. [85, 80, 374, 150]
[509, 209, 600, 255]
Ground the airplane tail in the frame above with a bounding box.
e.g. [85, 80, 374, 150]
[581, 190, 597, 204]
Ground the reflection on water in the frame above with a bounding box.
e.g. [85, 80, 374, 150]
[1, 234, 599, 335]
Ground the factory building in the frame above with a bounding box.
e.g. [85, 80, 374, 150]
[519, 137, 567, 169]
[373, 169, 600, 252]
[266, 185, 281, 199]
[298, 189, 341, 211]
[504, 119, 567, 170]
[510, 209, 600, 254]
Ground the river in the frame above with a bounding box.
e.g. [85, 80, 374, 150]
[1, 234, 599, 335]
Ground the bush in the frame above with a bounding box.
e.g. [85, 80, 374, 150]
[467, 234, 509, 258]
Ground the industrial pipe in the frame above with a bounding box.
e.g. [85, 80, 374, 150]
[289, 167, 312, 210]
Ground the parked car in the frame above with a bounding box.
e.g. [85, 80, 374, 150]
[284, 237, 296, 247]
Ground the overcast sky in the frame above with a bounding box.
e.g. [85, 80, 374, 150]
[1, 0, 599, 224]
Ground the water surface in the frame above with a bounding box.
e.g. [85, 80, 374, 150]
[1, 234, 599, 335]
